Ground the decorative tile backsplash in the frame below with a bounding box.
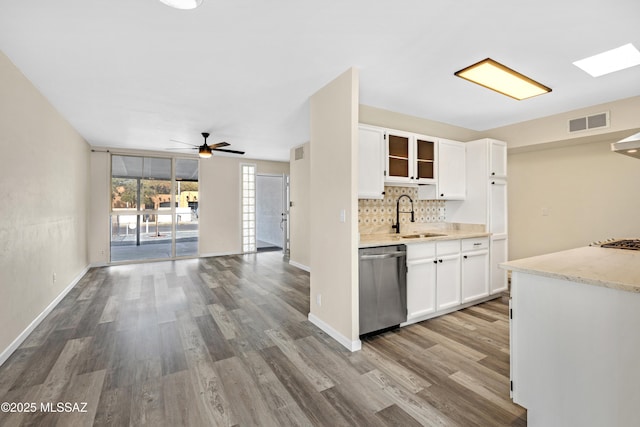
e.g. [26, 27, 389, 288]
[359, 186, 446, 233]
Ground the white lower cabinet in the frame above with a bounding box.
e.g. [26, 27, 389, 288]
[406, 242, 436, 321]
[461, 238, 490, 303]
[435, 253, 461, 310]
[407, 257, 437, 320]
[405, 237, 491, 324]
[490, 236, 508, 294]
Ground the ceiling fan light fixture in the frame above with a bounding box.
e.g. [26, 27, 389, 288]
[454, 58, 551, 100]
[198, 145, 212, 158]
[158, 0, 203, 10]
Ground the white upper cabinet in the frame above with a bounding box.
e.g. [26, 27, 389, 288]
[385, 129, 413, 184]
[357, 124, 467, 200]
[385, 129, 436, 185]
[436, 138, 466, 200]
[358, 125, 385, 199]
[413, 136, 437, 184]
[489, 139, 507, 178]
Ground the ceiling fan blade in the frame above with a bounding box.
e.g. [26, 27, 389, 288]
[212, 148, 245, 155]
[169, 139, 198, 147]
[164, 147, 198, 153]
[209, 142, 230, 149]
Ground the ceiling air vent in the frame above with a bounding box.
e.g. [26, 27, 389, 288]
[294, 146, 304, 160]
[568, 111, 609, 133]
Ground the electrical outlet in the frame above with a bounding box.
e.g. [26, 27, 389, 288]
[316, 294, 322, 307]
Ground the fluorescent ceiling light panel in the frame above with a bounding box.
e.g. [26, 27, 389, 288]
[158, 0, 203, 10]
[455, 58, 551, 100]
[573, 43, 640, 77]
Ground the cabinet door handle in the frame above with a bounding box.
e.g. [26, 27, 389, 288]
[491, 172, 496, 176]
[491, 181, 495, 185]
[463, 255, 468, 259]
[440, 193, 444, 197]
[438, 259, 443, 263]
[382, 191, 385, 195]
[433, 260, 438, 264]
[410, 176, 414, 180]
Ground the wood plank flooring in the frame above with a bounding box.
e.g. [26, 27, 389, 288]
[0, 252, 526, 426]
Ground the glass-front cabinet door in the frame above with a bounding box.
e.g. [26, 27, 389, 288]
[386, 131, 412, 183]
[414, 137, 436, 184]
[385, 130, 437, 185]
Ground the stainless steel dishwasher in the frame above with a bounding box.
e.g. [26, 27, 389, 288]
[359, 244, 407, 335]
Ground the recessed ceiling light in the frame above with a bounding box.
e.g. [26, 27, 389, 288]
[454, 58, 552, 101]
[573, 43, 640, 77]
[158, 0, 203, 10]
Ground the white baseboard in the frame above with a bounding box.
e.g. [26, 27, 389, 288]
[308, 313, 361, 352]
[90, 262, 108, 268]
[0, 265, 90, 367]
[401, 293, 502, 327]
[288, 260, 310, 272]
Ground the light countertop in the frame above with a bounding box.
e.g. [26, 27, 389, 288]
[501, 245, 640, 293]
[358, 223, 489, 248]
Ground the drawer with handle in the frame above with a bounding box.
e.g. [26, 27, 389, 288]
[462, 237, 489, 252]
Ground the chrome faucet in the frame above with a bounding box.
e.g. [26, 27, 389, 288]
[392, 194, 414, 234]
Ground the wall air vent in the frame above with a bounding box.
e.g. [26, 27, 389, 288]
[294, 146, 304, 160]
[568, 111, 609, 133]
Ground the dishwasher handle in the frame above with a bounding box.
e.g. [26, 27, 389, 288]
[360, 251, 406, 260]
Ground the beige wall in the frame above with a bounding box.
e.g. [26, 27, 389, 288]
[89, 151, 110, 265]
[199, 156, 289, 256]
[484, 95, 640, 151]
[360, 104, 481, 142]
[309, 68, 360, 348]
[482, 95, 640, 259]
[289, 142, 310, 269]
[0, 51, 90, 361]
[508, 139, 640, 260]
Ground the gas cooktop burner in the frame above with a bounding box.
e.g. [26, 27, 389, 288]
[600, 239, 640, 251]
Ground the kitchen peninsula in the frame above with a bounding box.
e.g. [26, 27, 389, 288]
[502, 243, 640, 427]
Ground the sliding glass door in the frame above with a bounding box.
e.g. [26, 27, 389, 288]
[110, 155, 198, 262]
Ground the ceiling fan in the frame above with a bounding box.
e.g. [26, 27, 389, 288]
[169, 132, 245, 158]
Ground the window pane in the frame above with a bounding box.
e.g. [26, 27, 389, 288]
[175, 160, 198, 257]
[241, 164, 256, 253]
[176, 158, 199, 181]
[110, 214, 173, 262]
[142, 179, 172, 210]
[112, 155, 143, 179]
[143, 157, 171, 180]
[111, 178, 139, 210]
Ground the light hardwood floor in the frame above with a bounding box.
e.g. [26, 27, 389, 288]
[0, 252, 526, 426]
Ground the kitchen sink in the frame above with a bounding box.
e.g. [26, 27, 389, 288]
[401, 233, 446, 239]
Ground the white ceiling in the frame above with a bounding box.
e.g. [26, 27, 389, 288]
[1, 0, 640, 161]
